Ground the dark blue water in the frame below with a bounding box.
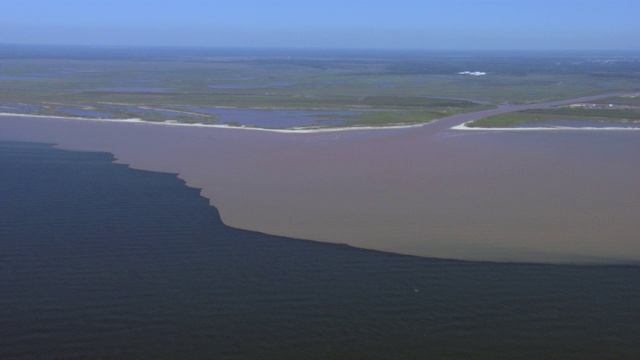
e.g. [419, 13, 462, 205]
[1, 141, 638, 359]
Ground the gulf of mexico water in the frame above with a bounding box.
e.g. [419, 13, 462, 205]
[0, 141, 638, 360]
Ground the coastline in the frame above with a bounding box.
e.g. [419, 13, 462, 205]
[452, 122, 640, 131]
[3, 92, 637, 133]
[4, 110, 640, 133]
[0, 112, 428, 133]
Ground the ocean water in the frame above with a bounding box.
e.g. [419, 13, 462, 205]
[0, 141, 638, 360]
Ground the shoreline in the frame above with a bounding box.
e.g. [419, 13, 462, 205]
[3, 111, 640, 134]
[452, 122, 640, 131]
[3, 92, 638, 133]
[0, 112, 428, 133]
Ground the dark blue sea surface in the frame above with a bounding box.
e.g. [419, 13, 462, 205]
[0, 141, 638, 359]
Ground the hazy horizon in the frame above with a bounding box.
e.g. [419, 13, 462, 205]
[1, 0, 638, 51]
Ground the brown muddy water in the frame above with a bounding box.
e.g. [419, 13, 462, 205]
[1, 103, 639, 264]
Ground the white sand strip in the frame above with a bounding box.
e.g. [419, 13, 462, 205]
[452, 123, 640, 131]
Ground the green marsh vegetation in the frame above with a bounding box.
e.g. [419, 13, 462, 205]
[467, 95, 640, 128]
[1, 46, 639, 128]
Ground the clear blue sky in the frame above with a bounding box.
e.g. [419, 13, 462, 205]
[1, 0, 638, 50]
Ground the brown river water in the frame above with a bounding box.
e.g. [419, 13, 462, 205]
[1, 93, 639, 263]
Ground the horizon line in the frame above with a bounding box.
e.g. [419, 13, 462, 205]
[1, 42, 639, 54]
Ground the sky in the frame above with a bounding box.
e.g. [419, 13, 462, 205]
[1, 0, 638, 50]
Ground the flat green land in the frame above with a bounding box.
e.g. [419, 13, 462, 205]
[1, 46, 639, 128]
[467, 95, 640, 128]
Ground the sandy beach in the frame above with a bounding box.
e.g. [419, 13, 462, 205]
[2, 96, 639, 264]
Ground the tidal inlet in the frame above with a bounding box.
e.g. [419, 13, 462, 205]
[2, 114, 639, 264]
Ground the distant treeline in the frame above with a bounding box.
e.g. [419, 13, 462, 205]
[2, 45, 638, 79]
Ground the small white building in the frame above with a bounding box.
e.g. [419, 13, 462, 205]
[459, 71, 487, 76]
